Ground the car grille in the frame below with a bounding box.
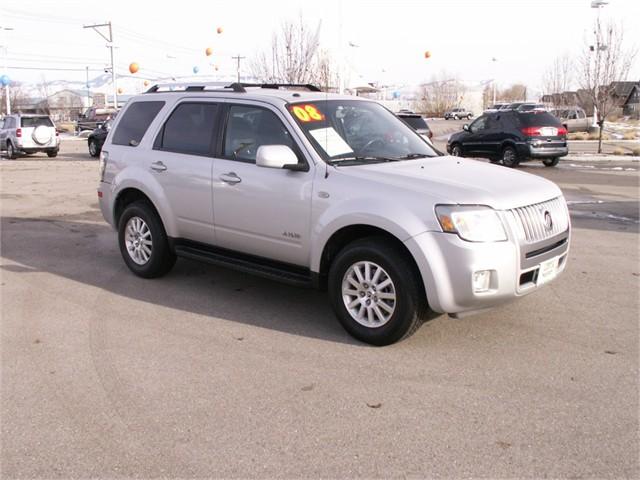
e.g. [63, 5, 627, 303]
[509, 197, 569, 243]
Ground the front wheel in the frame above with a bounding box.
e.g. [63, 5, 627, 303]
[467, 114, 472, 119]
[88, 139, 100, 157]
[543, 157, 560, 167]
[118, 201, 176, 278]
[451, 144, 463, 157]
[327, 238, 429, 346]
[502, 146, 520, 168]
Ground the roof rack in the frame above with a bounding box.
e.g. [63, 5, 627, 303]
[145, 82, 322, 94]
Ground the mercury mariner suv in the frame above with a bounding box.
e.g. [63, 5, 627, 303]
[97, 82, 571, 345]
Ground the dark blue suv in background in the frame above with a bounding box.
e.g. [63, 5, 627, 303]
[447, 111, 568, 167]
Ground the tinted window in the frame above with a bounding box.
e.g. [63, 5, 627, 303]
[401, 116, 429, 131]
[470, 116, 488, 132]
[21, 117, 53, 128]
[224, 106, 294, 163]
[112, 101, 164, 147]
[158, 103, 217, 155]
[517, 112, 562, 127]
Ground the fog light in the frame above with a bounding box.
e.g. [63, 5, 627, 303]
[473, 270, 492, 293]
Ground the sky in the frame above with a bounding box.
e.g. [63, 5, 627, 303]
[1, 0, 639, 95]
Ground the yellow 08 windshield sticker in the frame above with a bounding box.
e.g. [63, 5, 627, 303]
[291, 104, 325, 122]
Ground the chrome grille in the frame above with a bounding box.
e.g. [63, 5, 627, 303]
[510, 197, 569, 243]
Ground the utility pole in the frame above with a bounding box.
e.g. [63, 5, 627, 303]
[1, 26, 14, 115]
[232, 54, 245, 83]
[83, 22, 117, 109]
[85, 66, 91, 107]
[491, 57, 498, 105]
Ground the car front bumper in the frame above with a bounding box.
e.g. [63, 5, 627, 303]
[404, 227, 570, 315]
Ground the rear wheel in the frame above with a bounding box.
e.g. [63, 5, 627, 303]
[327, 237, 428, 346]
[6, 142, 17, 159]
[47, 149, 58, 158]
[502, 145, 519, 168]
[467, 114, 472, 119]
[118, 201, 176, 278]
[543, 157, 560, 167]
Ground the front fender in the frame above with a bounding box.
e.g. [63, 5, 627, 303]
[309, 196, 432, 273]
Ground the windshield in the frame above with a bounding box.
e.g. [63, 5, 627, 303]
[288, 100, 438, 164]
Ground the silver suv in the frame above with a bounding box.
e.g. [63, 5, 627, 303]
[0, 114, 59, 158]
[98, 82, 571, 345]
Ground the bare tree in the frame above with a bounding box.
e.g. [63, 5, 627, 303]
[414, 72, 466, 116]
[579, 19, 637, 152]
[251, 15, 338, 90]
[542, 54, 574, 107]
[497, 84, 528, 102]
[37, 76, 51, 115]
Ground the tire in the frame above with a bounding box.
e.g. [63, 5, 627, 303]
[6, 142, 17, 159]
[445, 117, 450, 121]
[88, 139, 100, 157]
[501, 145, 519, 168]
[118, 201, 176, 278]
[450, 144, 463, 157]
[327, 237, 429, 346]
[543, 157, 560, 167]
[467, 114, 472, 119]
[47, 149, 58, 158]
[453, 115, 459, 120]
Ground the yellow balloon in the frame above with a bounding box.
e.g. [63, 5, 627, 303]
[205, 47, 213, 56]
[143, 80, 150, 87]
[117, 87, 124, 94]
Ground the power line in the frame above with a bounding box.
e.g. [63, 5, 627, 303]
[84, 21, 117, 108]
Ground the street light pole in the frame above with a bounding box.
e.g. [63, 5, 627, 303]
[491, 57, 497, 105]
[590, 0, 608, 128]
[84, 22, 117, 109]
[1, 26, 14, 115]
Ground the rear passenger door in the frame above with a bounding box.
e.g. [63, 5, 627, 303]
[149, 101, 220, 245]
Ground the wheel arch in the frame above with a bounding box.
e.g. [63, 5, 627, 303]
[315, 224, 426, 296]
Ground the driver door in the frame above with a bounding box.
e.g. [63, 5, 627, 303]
[462, 115, 489, 156]
[210, 103, 313, 267]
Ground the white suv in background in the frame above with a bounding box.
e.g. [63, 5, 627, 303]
[0, 114, 59, 158]
[97, 82, 571, 345]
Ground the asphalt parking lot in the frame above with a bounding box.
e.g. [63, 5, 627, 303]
[1, 140, 638, 478]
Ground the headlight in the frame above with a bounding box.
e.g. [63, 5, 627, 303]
[435, 205, 507, 242]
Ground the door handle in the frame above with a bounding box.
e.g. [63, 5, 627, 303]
[220, 172, 241, 185]
[150, 161, 167, 172]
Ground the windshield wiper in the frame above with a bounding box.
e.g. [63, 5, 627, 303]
[328, 155, 399, 165]
[394, 153, 430, 160]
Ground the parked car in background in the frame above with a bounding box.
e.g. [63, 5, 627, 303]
[516, 103, 547, 112]
[499, 102, 527, 111]
[97, 82, 570, 345]
[550, 107, 591, 132]
[76, 106, 118, 133]
[444, 107, 473, 120]
[447, 110, 568, 167]
[396, 110, 433, 144]
[0, 114, 59, 159]
[484, 102, 510, 112]
[88, 116, 116, 157]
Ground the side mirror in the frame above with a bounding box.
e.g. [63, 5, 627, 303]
[256, 145, 307, 171]
[463, 124, 470, 132]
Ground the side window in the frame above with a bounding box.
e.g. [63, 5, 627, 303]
[223, 105, 295, 163]
[112, 101, 164, 147]
[156, 102, 217, 155]
[567, 110, 577, 120]
[577, 110, 586, 119]
[470, 116, 487, 132]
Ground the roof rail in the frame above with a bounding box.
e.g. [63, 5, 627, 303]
[228, 83, 322, 92]
[145, 82, 322, 94]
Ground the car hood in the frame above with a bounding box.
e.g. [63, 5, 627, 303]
[336, 156, 563, 210]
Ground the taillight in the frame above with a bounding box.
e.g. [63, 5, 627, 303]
[428, 130, 433, 139]
[521, 126, 541, 136]
[15, 128, 22, 137]
[55, 129, 60, 136]
[99, 151, 108, 181]
[557, 126, 567, 136]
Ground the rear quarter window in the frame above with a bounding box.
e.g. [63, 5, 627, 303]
[21, 117, 54, 128]
[401, 116, 429, 130]
[112, 101, 165, 147]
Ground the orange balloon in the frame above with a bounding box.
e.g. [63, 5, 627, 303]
[205, 47, 213, 56]
[117, 87, 124, 94]
[217, 26, 223, 34]
[424, 51, 432, 59]
[129, 62, 139, 74]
